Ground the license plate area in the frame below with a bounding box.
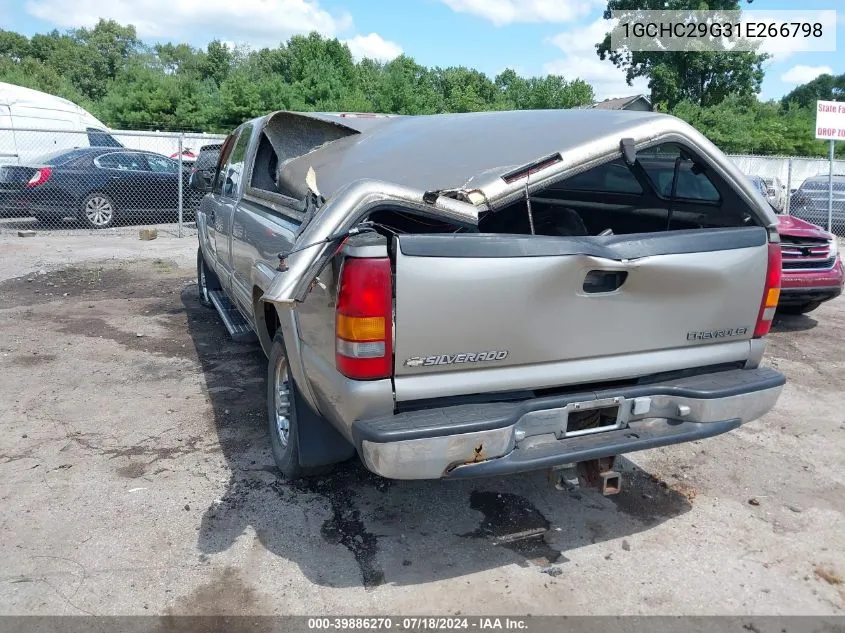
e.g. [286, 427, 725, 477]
[518, 396, 628, 440]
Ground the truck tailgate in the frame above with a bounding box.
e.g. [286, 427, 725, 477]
[392, 227, 769, 400]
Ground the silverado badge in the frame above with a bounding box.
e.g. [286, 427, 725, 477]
[404, 350, 509, 368]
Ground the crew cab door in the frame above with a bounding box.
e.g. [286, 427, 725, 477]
[205, 124, 252, 286]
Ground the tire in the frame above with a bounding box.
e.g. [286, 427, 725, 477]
[267, 333, 307, 479]
[266, 332, 352, 479]
[79, 192, 117, 229]
[778, 301, 822, 315]
[196, 247, 220, 308]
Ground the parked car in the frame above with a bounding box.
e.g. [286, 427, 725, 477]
[776, 214, 843, 314]
[789, 174, 845, 234]
[762, 176, 786, 212]
[0, 82, 122, 166]
[748, 175, 770, 200]
[744, 174, 843, 314]
[192, 109, 785, 486]
[0, 147, 199, 229]
[189, 143, 222, 192]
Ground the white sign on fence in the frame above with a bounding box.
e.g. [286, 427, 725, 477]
[815, 100, 845, 140]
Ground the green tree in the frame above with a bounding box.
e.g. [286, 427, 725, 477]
[155, 42, 204, 76]
[434, 66, 499, 112]
[372, 56, 443, 114]
[0, 30, 32, 60]
[781, 73, 845, 109]
[671, 96, 841, 157]
[199, 40, 233, 85]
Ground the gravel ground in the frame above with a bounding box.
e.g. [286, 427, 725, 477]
[0, 234, 843, 616]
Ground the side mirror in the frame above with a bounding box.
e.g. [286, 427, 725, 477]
[189, 170, 213, 193]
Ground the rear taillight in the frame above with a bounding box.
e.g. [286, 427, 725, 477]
[335, 257, 392, 380]
[753, 242, 782, 338]
[25, 167, 51, 188]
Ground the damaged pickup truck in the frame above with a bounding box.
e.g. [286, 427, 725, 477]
[192, 109, 785, 487]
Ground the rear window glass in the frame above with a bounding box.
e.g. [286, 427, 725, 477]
[86, 128, 122, 148]
[31, 150, 84, 166]
[552, 159, 642, 194]
[802, 179, 845, 192]
[640, 144, 720, 202]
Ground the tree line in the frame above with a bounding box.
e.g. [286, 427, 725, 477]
[0, 17, 842, 158]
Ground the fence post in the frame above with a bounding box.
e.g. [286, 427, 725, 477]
[784, 158, 792, 216]
[178, 133, 184, 238]
[828, 140, 835, 234]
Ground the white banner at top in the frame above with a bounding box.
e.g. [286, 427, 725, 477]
[610, 10, 836, 54]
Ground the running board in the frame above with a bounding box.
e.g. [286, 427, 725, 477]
[208, 290, 257, 343]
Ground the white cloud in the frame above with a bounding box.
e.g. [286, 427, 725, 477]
[438, 0, 603, 26]
[343, 33, 402, 62]
[545, 18, 649, 101]
[780, 64, 833, 85]
[23, 0, 353, 45]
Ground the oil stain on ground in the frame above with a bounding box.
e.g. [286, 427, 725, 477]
[462, 490, 562, 565]
[158, 566, 278, 629]
[297, 465, 391, 589]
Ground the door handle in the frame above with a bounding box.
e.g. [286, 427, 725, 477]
[583, 270, 628, 294]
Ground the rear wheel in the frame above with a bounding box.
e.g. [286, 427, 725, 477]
[268, 334, 306, 479]
[267, 332, 351, 479]
[779, 301, 822, 315]
[79, 192, 116, 229]
[196, 247, 220, 308]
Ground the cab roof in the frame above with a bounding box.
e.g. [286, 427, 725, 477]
[268, 109, 672, 200]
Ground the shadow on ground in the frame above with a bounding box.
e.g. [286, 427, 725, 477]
[181, 285, 692, 589]
[771, 312, 818, 333]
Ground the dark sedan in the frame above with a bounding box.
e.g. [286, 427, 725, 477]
[789, 174, 845, 235]
[0, 147, 201, 229]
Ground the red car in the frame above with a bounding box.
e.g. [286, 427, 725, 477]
[777, 214, 843, 314]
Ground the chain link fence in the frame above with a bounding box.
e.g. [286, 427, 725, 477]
[0, 127, 226, 236]
[727, 153, 845, 235]
[3, 128, 844, 237]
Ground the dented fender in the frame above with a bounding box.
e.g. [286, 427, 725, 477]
[261, 178, 478, 307]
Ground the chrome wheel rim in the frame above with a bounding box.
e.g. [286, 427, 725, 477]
[199, 264, 209, 303]
[274, 358, 291, 448]
[85, 196, 113, 226]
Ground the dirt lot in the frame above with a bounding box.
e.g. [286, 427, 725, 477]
[0, 234, 844, 616]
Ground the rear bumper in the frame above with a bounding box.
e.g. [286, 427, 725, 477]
[354, 368, 785, 480]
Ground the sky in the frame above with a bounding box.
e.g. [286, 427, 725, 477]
[0, 0, 843, 102]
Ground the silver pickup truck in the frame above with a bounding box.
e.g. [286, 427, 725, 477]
[192, 109, 785, 487]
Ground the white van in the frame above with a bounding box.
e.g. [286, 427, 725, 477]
[0, 82, 122, 166]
